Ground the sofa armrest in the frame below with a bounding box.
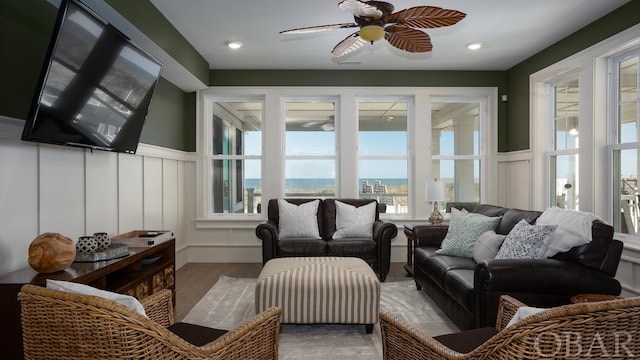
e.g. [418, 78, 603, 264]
[412, 224, 448, 248]
[256, 220, 279, 264]
[473, 258, 622, 328]
[475, 259, 621, 295]
[372, 220, 398, 244]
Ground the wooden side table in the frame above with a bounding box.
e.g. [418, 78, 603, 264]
[403, 222, 449, 276]
[403, 225, 416, 275]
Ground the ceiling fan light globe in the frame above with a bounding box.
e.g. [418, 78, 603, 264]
[359, 25, 385, 43]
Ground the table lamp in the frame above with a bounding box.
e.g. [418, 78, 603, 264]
[425, 179, 446, 224]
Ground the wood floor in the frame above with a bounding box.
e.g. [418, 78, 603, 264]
[174, 262, 410, 321]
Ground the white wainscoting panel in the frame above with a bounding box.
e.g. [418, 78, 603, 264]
[0, 117, 194, 275]
[118, 153, 144, 232]
[0, 139, 39, 274]
[497, 158, 532, 209]
[162, 159, 179, 236]
[39, 145, 85, 238]
[85, 150, 119, 235]
[143, 156, 164, 230]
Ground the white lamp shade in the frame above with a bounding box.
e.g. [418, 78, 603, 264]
[425, 181, 446, 202]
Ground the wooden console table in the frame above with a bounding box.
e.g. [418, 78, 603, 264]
[0, 236, 175, 360]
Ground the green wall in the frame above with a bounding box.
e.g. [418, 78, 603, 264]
[0, 0, 198, 151]
[505, 0, 640, 152]
[211, 69, 508, 146]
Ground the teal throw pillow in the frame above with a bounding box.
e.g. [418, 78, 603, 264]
[435, 209, 501, 258]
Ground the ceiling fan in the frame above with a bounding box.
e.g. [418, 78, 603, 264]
[280, 0, 466, 58]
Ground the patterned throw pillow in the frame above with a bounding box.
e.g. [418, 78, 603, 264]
[333, 201, 376, 239]
[495, 219, 557, 259]
[435, 209, 501, 258]
[278, 199, 321, 239]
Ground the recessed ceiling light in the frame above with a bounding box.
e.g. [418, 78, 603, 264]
[466, 42, 483, 50]
[226, 41, 243, 49]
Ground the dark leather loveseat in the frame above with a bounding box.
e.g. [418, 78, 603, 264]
[256, 198, 398, 281]
[411, 203, 624, 330]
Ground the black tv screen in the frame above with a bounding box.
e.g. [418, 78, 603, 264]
[21, 0, 163, 153]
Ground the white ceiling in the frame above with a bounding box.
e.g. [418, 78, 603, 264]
[149, 0, 630, 71]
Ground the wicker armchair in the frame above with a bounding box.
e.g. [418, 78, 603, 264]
[18, 284, 281, 360]
[380, 295, 640, 359]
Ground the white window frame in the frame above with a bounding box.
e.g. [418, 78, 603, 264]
[356, 96, 413, 216]
[195, 87, 497, 227]
[430, 96, 487, 204]
[546, 74, 580, 210]
[607, 47, 640, 241]
[282, 96, 339, 198]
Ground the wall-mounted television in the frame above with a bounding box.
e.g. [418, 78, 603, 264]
[21, 0, 163, 154]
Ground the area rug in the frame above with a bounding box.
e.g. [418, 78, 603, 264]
[182, 275, 458, 360]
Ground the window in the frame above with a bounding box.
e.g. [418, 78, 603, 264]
[208, 99, 262, 214]
[284, 99, 337, 197]
[431, 100, 483, 203]
[610, 49, 640, 236]
[548, 78, 580, 210]
[357, 99, 409, 214]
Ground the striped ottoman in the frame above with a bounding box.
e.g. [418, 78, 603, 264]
[255, 257, 381, 333]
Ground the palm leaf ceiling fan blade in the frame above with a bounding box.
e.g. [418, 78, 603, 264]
[387, 6, 466, 28]
[279, 1, 465, 56]
[280, 23, 358, 34]
[331, 32, 367, 57]
[338, 0, 383, 18]
[385, 25, 432, 53]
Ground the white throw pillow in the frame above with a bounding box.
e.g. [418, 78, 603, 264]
[537, 206, 601, 258]
[495, 219, 556, 260]
[46, 279, 146, 316]
[278, 199, 321, 239]
[506, 306, 546, 328]
[332, 201, 376, 239]
[473, 230, 507, 262]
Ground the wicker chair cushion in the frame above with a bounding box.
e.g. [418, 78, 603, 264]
[46, 279, 146, 315]
[432, 327, 498, 353]
[167, 322, 228, 346]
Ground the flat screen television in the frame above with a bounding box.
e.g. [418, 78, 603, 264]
[21, 0, 163, 154]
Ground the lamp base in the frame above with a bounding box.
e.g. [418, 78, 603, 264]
[428, 202, 444, 224]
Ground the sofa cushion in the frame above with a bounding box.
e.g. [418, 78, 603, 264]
[332, 200, 376, 239]
[473, 230, 506, 263]
[443, 269, 475, 312]
[436, 209, 501, 258]
[276, 239, 327, 256]
[420, 253, 476, 289]
[278, 199, 321, 239]
[495, 208, 542, 235]
[495, 219, 556, 260]
[328, 238, 377, 258]
[473, 204, 508, 218]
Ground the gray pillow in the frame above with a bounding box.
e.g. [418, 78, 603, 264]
[495, 219, 556, 259]
[473, 230, 507, 262]
[278, 199, 321, 239]
[435, 209, 501, 258]
[333, 200, 376, 239]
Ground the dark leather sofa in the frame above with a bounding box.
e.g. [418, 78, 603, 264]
[411, 203, 624, 330]
[256, 198, 398, 281]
